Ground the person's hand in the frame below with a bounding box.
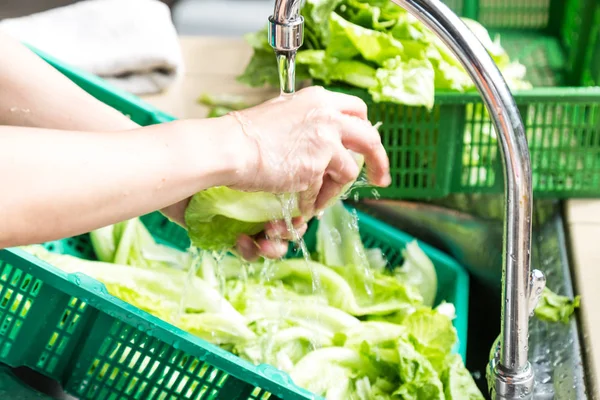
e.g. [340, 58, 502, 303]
[223, 86, 391, 209]
[164, 86, 391, 261]
[224, 86, 390, 260]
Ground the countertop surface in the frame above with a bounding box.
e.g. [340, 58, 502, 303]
[139, 36, 600, 397]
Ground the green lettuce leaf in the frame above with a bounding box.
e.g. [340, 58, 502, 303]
[402, 308, 457, 373]
[290, 347, 382, 399]
[90, 218, 190, 270]
[442, 354, 485, 400]
[184, 154, 364, 252]
[393, 338, 445, 400]
[21, 245, 254, 347]
[316, 202, 424, 316]
[394, 240, 438, 307]
[327, 12, 405, 65]
[369, 56, 435, 109]
[298, 50, 378, 89]
[238, 0, 532, 109]
[534, 287, 581, 324]
[184, 189, 300, 251]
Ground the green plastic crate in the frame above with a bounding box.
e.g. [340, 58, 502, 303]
[0, 209, 469, 400]
[30, 7, 600, 201]
[320, 0, 600, 199]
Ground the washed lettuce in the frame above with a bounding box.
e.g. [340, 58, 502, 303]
[534, 287, 581, 324]
[184, 188, 300, 251]
[316, 202, 423, 316]
[238, 0, 531, 108]
[327, 309, 481, 400]
[184, 155, 365, 252]
[395, 240, 438, 307]
[20, 205, 484, 399]
[290, 347, 383, 399]
[318, 201, 437, 308]
[442, 354, 485, 400]
[21, 245, 254, 347]
[369, 56, 435, 108]
[90, 218, 190, 270]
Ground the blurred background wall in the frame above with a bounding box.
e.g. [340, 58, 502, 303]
[0, 0, 269, 37]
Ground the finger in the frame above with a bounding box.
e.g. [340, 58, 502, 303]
[315, 175, 348, 212]
[325, 142, 361, 187]
[264, 218, 308, 240]
[256, 238, 289, 259]
[315, 145, 360, 211]
[160, 198, 191, 227]
[326, 91, 369, 120]
[284, 222, 308, 240]
[235, 234, 260, 262]
[299, 174, 324, 217]
[335, 113, 391, 187]
[300, 86, 368, 120]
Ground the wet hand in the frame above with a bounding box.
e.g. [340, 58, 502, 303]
[222, 86, 392, 216]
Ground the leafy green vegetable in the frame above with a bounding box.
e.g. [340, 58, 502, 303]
[184, 153, 364, 253]
[402, 308, 457, 373]
[442, 353, 485, 400]
[22, 244, 254, 346]
[393, 338, 445, 400]
[395, 240, 438, 307]
[290, 347, 382, 399]
[184, 189, 300, 251]
[197, 92, 253, 118]
[316, 202, 423, 316]
[369, 56, 435, 108]
[534, 287, 581, 324]
[327, 12, 405, 64]
[238, 0, 531, 108]
[90, 218, 190, 270]
[298, 50, 378, 89]
[198, 93, 249, 110]
[21, 205, 484, 399]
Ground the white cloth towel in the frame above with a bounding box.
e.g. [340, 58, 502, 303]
[0, 0, 184, 95]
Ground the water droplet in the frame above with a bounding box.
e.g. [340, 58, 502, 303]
[173, 341, 180, 349]
[69, 275, 81, 285]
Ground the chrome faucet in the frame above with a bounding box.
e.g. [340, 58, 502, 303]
[268, 0, 304, 93]
[269, 0, 546, 398]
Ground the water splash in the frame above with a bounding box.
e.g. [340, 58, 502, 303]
[276, 195, 321, 292]
[174, 249, 201, 324]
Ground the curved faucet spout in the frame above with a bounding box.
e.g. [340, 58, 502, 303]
[267, 0, 543, 397]
[273, 0, 303, 24]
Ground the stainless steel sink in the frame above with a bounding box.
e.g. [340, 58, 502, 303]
[355, 195, 589, 399]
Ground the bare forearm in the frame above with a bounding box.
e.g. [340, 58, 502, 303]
[0, 31, 138, 131]
[0, 120, 238, 248]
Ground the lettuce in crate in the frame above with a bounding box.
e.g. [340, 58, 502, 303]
[238, 0, 531, 107]
[21, 201, 487, 399]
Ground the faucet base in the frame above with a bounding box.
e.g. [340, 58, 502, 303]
[487, 339, 535, 400]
